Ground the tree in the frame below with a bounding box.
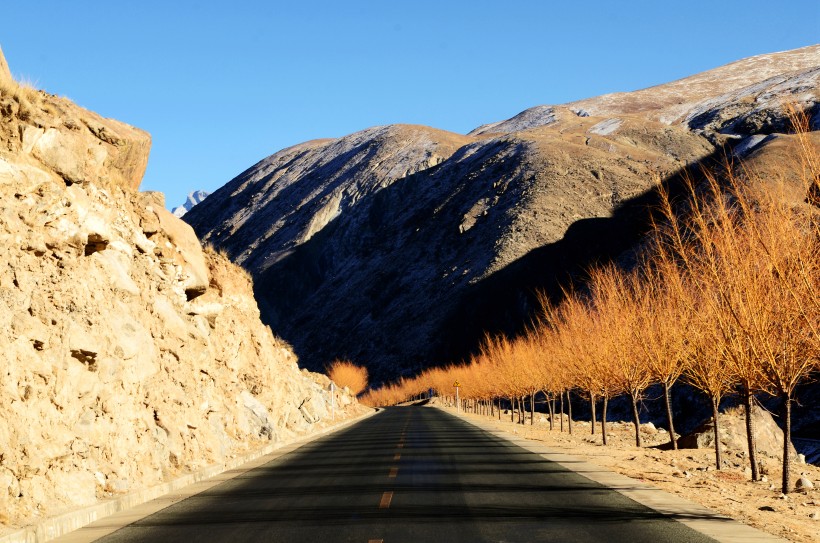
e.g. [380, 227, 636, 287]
[326, 360, 369, 396]
[633, 254, 691, 449]
[589, 265, 653, 447]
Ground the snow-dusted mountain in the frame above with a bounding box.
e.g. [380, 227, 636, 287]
[185, 45, 820, 383]
[172, 190, 210, 217]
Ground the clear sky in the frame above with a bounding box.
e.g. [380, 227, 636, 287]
[2, 1, 818, 209]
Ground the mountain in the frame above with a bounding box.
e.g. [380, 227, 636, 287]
[0, 47, 363, 530]
[172, 189, 210, 217]
[185, 45, 820, 384]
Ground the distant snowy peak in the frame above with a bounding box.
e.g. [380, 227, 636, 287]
[172, 190, 210, 217]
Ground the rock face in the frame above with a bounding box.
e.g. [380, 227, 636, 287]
[0, 50, 364, 529]
[172, 190, 210, 217]
[185, 45, 820, 383]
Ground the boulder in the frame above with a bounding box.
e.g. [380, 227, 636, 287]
[153, 204, 210, 299]
[678, 405, 798, 462]
[796, 476, 814, 492]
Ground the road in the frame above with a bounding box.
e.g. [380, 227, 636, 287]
[89, 405, 716, 542]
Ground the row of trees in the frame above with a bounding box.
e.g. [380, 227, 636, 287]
[362, 114, 820, 494]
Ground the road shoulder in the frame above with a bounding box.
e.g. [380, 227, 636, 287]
[436, 405, 786, 543]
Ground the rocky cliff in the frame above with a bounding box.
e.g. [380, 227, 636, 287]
[0, 49, 364, 530]
[185, 45, 820, 384]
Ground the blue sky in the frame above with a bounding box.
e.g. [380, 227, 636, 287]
[2, 1, 818, 209]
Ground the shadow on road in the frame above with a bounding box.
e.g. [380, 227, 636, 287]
[94, 407, 723, 543]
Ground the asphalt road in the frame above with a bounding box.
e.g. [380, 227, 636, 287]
[93, 405, 716, 542]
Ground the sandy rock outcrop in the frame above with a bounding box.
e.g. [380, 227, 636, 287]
[0, 50, 365, 530]
[0, 48, 150, 192]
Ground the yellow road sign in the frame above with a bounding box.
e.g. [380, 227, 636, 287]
[453, 381, 460, 387]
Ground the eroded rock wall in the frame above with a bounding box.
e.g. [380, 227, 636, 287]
[0, 51, 364, 529]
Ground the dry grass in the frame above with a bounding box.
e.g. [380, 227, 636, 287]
[0, 74, 43, 122]
[203, 242, 253, 284]
[326, 360, 369, 396]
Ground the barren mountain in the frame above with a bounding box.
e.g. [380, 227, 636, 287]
[0, 47, 363, 531]
[185, 45, 820, 384]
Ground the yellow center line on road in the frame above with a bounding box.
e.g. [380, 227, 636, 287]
[397, 443, 404, 449]
[388, 467, 398, 478]
[379, 491, 393, 509]
[368, 539, 384, 543]
[393, 453, 401, 460]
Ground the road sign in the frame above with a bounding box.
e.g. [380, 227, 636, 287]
[453, 381, 460, 387]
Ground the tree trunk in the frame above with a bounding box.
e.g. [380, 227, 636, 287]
[711, 395, 722, 470]
[663, 380, 678, 450]
[498, 398, 501, 420]
[782, 393, 792, 495]
[516, 397, 520, 424]
[530, 391, 535, 425]
[589, 391, 597, 435]
[743, 386, 760, 481]
[547, 393, 554, 431]
[510, 397, 514, 423]
[518, 397, 523, 424]
[567, 389, 573, 435]
[601, 396, 609, 446]
[559, 391, 564, 432]
[630, 391, 642, 448]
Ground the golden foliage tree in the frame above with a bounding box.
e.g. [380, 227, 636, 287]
[326, 360, 369, 396]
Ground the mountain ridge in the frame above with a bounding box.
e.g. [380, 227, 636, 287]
[185, 45, 820, 383]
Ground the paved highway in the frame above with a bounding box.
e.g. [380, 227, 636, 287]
[91, 406, 716, 542]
